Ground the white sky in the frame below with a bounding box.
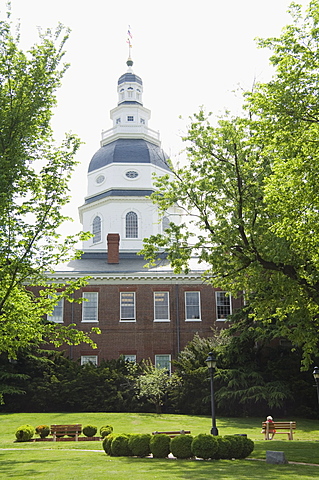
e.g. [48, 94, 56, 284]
[0, 0, 310, 241]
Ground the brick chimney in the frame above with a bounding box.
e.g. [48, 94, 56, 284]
[107, 233, 120, 264]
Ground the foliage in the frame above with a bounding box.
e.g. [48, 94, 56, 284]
[191, 433, 219, 460]
[0, 3, 98, 359]
[15, 424, 34, 442]
[170, 434, 193, 459]
[102, 433, 115, 455]
[135, 359, 177, 414]
[128, 434, 151, 457]
[172, 326, 319, 417]
[149, 434, 171, 458]
[110, 434, 132, 457]
[216, 437, 231, 459]
[140, 1, 319, 367]
[100, 425, 113, 438]
[82, 425, 97, 437]
[35, 424, 50, 438]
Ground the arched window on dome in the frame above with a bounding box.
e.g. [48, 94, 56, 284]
[126, 211, 138, 238]
[92, 216, 102, 244]
[162, 216, 170, 232]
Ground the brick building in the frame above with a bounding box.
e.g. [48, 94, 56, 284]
[48, 56, 243, 369]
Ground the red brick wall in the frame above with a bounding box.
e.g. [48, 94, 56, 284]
[55, 283, 243, 364]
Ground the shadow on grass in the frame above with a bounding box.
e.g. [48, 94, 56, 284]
[118, 457, 319, 479]
[0, 453, 60, 477]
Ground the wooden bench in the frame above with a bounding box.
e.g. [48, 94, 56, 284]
[262, 421, 296, 440]
[152, 430, 191, 438]
[50, 424, 82, 441]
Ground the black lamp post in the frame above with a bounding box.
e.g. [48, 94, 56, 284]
[313, 366, 319, 407]
[205, 352, 219, 436]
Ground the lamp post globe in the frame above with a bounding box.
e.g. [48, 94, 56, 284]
[205, 352, 218, 436]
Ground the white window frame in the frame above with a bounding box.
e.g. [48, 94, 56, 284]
[92, 215, 102, 244]
[216, 291, 232, 321]
[185, 291, 201, 321]
[154, 292, 170, 322]
[155, 354, 171, 374]
[47, 295, 64, 323]
[82, 292, 99, 322]
[124, 354, 137, 363]
[120, 292, 136, 322]
[127, 115, 134, 122]
[81, 355, 98, 366]
[125, 211, 138, 238]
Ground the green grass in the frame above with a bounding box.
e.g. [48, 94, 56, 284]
[0, 412, 319, 479]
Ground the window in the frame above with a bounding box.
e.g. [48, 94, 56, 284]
[116, 117, 121, 124]
[125, 170, 139, 179]
[216, 291, 232, 321]
[124, 354, 137, 362]
[185, 291, 201, 320]
[154, 292, 170, 321]
[162, 216, 170, 232]
[140, 118, 145, 124]
[126, 211, 138, 238]
[127, 115, 134, 122]
[92, 216, 101, 244]
[96, 174, 105, 184]
[155, 354, 171, 374]
[47, 296, 63, 323]
[120, 292, 135, 321]
[81, 355, 98, 366]
[82, 292, 98, 322]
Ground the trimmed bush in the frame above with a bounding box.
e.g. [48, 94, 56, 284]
[223, 435, 254, 459]
[100, 425, 113, 438]
[102, 433, 115, 455]
[35, 425, 50, 438]
[236, 436, 254, 459]
[191, 434, 219, 460]
[150, 434, 171, 458]
[128, 434, 151, 457]
[83, 425, 97, 437]
[170, 434, 193, 459]
[216, 437, 231, 459]
[15, 425, 35, 442]
[111, 434, 132, 457]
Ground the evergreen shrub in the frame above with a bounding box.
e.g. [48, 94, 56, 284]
[224, 435, 254, 459]
[216, 437, 231, 459]
[128, 434, 151, 457]
[102, 433, 115, 455]
[170, 434, 193, 459]
[35, 425, 50, 438]
[82, 425, 97, 437]
[100, 425, 113, 438]
[111, 434, 132, 456]
[150, 434, 171, 458]
[15, 425, 35, 442]
[191, 434, 219, 460]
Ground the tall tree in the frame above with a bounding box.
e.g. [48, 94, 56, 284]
[141, 1, 319, 367]
[0, 8, 98, 358]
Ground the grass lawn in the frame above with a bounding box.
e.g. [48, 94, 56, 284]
[0, 412, 318, 479]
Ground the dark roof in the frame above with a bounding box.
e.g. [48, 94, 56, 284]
[118, 72, 142, 85]
[85, 189, 154, 204]
[88, 139, 171, 173]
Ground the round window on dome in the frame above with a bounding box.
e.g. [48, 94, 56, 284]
[125, 170, 139, 179]
[96, 174, 105, 184]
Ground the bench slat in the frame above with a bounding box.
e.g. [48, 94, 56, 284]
[261, 421, 296, 440]
[50, 424, 82, 441]
[152, 430, 190, 438]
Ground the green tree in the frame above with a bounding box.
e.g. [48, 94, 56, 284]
[141, 1, 319, 367]
[135, 360, 177, 414]
[0, 8, 98, 359]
